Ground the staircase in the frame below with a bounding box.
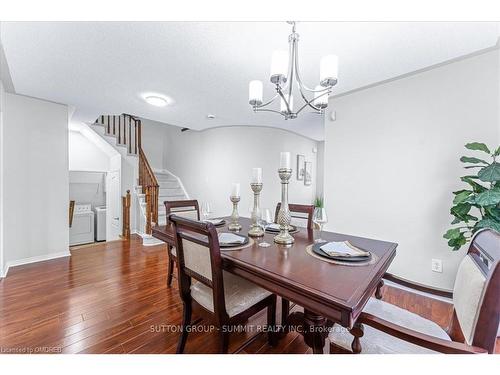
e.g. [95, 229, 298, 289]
[92, 114, 188, 243]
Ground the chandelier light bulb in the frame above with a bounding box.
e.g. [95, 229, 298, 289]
[280, 94, 293, 114]
[248, 80, 263, 106]
[320, 55, 339, 87]
[270, 50, 289, 84]
[313, 86, 329, 109]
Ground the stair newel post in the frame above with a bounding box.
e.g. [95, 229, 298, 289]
[145, 186, 152, 235]
[154, 184, 159, 224]
[122, 190, 131, 239]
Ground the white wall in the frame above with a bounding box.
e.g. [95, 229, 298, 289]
[2, 92, 69, 273]
[69, 171, 106, 209]
[69, 130, 110, 171]
[324, 49, 499, 290]
[164, 124, 318, 218]
[0, 80, 5, 276]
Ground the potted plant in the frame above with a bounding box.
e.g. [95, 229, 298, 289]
[444, 142, 500, 250]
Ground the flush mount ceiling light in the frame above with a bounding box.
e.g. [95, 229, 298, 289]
[248, 21, 338, 120]
[142, 93, 172, 107]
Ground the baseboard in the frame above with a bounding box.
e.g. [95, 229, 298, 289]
[1, 251, 71, 278]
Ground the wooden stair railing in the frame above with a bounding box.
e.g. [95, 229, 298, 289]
[94, 113, 159, 235]
[122, 190, 131, 239]
[139, 148, 159, 231]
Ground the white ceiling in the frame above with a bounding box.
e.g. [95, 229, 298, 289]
[1, 22, 499, 140]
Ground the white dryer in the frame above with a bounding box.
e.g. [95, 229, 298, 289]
[70, 204, 95, 246]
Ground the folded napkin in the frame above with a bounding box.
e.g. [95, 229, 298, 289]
[203, 218, 224, 225]
[319, 241, 369, 258]
[218, 232, 246, 245]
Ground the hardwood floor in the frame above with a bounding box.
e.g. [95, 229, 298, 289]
[0, 235, 497, 354]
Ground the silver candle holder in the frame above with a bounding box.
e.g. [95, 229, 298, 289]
[248, 183, 264, 237]
[274, 168, 294, 245]
[228, 195, 242, 231]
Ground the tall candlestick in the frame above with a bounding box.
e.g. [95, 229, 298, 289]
[228, 195, 242, 231]
[274, 167, 294, 245]
[280, 152, 291, 169]
[248, 182, 264, 237]
[251, 167, 262, 183]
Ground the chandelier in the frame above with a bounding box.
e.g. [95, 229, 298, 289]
[248, 21, 338, 120]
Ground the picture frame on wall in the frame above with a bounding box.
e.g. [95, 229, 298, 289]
[304, 161, 312, 186]
[297, 154, 305, 180]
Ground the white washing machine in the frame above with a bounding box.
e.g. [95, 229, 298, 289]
[94, 206, 107, 242]
[70, 204, 95, 246]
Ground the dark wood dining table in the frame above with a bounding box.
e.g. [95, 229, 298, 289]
[152, 216, 397, 353]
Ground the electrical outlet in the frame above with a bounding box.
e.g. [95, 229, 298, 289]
[431, 259, 443, 273]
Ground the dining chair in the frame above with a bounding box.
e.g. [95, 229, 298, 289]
[274, 202, 315, 229]
[165, 199, 200, 287]
[170, 214, 277, 353]
[329, 229, 499, 354]
[274, 203, 315, 330]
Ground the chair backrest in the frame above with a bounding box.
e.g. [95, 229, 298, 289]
[275, 203, 315, 229]
[165, 200, 200, 226]
[170, 214, 228, 318]
[451, 229, 500, 353]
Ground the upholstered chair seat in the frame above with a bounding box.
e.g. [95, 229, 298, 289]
[191, 271, 272, 317]
[329, 298, 451, 354]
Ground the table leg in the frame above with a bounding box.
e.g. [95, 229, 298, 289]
[286, 309, 328, 354]
[350, 321, 364, 354]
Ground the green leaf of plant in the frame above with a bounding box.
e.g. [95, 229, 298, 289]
[465, 142, 490, 154]
[451, 217, 461, 224]
[450, 203, 472, 221]
[475, 188, 500, 206]
[476, 218, 500, 233]
[478, 162, 500, 182]
[485, 207, 500, 222]
[460, 176, 487, 193]
[453, 190, 472, 204]
[447, 233, 467, 251]
[494, 146, 500, 157]
[443, 228, 461, 239]
[460, 156, 489, 165]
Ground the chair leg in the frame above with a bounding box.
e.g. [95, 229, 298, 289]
[375, 280, 384, 300]
[176, 300, 192, 354]
[267, 295, 278, 346]
[218, 331, 230, 354]
[167, 247, 174, 287]
[281, 298, 290, 331]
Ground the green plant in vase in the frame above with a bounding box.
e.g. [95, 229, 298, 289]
[444, 142, 500, 250]
[314, 196, 324, 208]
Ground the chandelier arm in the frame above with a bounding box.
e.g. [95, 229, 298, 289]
[296, 98, 321, 115]
[253, 108, 285, 116]
[254, 93, 280, 108]
[277, 86, 292, 114]
[294, 40, 328, 93]
[297, 84, 324, 112]
[287, 34, 297, 99]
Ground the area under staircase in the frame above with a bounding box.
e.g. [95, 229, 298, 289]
[92, 114, 189, 244]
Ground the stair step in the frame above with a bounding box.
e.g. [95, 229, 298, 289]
[159, 195, 186, 203]
[158, 181, 180, 189]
